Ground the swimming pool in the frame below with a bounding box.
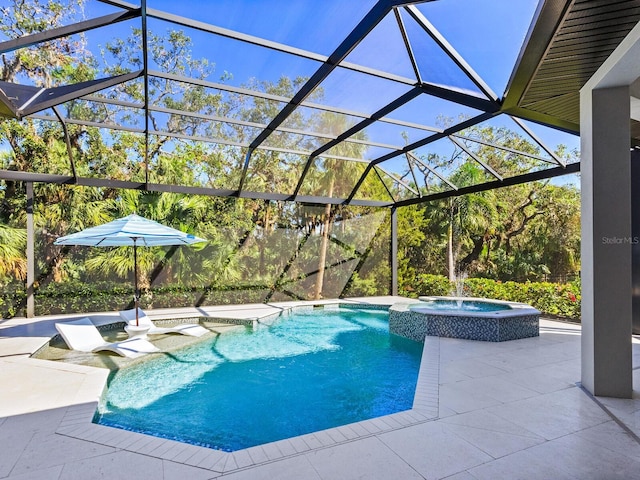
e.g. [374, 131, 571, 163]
[413, 299, 512, 312]
[94, 307, 423, 451]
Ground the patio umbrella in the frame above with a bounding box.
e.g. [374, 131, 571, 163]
[54, 213, 206, 326]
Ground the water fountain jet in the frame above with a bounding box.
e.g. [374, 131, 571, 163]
[454, 272, 467, 308]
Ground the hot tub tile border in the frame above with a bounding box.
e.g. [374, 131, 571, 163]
[389, 301, 540, 342]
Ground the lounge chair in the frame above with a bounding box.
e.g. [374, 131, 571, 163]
[55, 317, 160, 358]
[119, 308, 209, 337]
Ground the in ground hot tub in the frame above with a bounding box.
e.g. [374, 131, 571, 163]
[389, 296, 540, 342]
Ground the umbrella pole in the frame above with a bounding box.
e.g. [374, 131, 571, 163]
[134, 238, 139, 326]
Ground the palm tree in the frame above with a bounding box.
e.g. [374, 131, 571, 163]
[309, 112, 369, 300]
[423, 162, 497, 281]
[84, 190, 209, 291]
[0, 223, 26, 281]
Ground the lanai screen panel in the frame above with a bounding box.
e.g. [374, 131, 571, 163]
[0, 0, 578, 207]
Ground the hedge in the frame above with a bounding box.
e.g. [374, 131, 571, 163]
[0, 281, 274, 318]
[2, 275, 582, 321]
[400, 274, 581, 321]
[399, 274, 452, 297]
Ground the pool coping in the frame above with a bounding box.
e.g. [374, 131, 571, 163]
[414, 296, 541, 318]
[49, 301, 441, 475]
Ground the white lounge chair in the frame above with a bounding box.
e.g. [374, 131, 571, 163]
[55, 317, 160, 358]
[119, 308, 209, 337]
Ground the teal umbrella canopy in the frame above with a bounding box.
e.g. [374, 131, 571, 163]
[54, 213, 206, 247]
[55, 214, 206, 325]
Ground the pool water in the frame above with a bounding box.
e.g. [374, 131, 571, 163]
[418, 300, 512, 312]
[95, 308, 423, 451]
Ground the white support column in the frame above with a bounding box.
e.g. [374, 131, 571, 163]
[580, 85, 632, 398]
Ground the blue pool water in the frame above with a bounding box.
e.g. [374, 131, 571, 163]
[418, 300, 512, 312]
[95, 308, 423, 451]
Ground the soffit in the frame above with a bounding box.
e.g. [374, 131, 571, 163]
[505, 0, 640, 135]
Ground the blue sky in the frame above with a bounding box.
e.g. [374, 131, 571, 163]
[80, 0, 579, 186]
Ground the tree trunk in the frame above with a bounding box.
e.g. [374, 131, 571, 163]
[447, 220, 455, 282]
[313, 181, 334, 300]
[259, 201, 270, 277]
[458, 236, 486, 272]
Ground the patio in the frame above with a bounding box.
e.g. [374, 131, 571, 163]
[1, 299, 639, 480]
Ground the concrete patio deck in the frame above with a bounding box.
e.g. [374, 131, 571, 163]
[1, 297, 640, 479]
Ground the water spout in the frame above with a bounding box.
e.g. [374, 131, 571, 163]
[454, 272, 467, 308]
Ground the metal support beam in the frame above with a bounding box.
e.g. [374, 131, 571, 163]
[378, 165, 419, 196]
[346, 112, 493, 202]
[26, 182, 35, 318]
[404, 5, 498, 102]
[293, 87, 422, 197]
[510, 115, 565, 167]
[291, 156, 317, 199]
[395, 8, 422, 84]
[148, 70, 440, 134]
[448, 135, 503, 181]
[375, 167, 396, 202]
[236, 148, 254, 194]
[502, 106, 580, 135]
[373, 112, 495, 168]
[406, 155, 421, 197]
[395, 162, 580, 208]
[141, 0, 150, 185]
[147, 104, 402, 150]
[419, 82, 500, 113]
[0, 71, 143, 119]
[391, 207, 398, 296]
[311, 87, 423, 159]
[347, 163, 375, 204]
[0, 10, 140, 55]
[450, 133, 559, 165]
[408, 152, 458, 191]
[248, 0, 403, 152]
[0, 169, 392, 208]
[29, 114, 374, 164]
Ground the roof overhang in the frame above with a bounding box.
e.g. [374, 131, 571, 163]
[503, 0, 640, 136]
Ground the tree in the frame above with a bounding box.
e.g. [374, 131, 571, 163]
[0, 223, 26, 281]
[305, 112, 369, 299]
[398, 125, 581, 283]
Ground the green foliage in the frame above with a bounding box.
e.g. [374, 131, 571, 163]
[465, 277, 581, 319]
[0, 2, 582, 319]
[400, 274, 580, 320]
[10, 281, 272, 316]
[0, 283, 25, 318]
[398, 180, 581, 284]
[0, 223, 26, 281]
[400, 274, 452, 297]
[342, 272, 379, 297]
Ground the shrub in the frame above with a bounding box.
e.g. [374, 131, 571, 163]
[0, 283, 26, 318]
[2, 275, 582, 321]
[0, 281, 274, 318]
[465, 278, 581, 320]
[342, 272, 380, 297]
[401, 274, 581, 320]
[400, 274, 453, 298]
